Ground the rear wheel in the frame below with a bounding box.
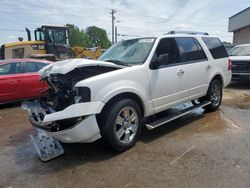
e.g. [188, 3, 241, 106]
[202, 79, 222, 112]
[101, 99, 142, 151]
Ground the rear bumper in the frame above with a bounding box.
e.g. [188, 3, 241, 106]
[22, 101, 105, 143]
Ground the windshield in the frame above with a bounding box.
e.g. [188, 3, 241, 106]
[99, 38, 155, 65]
[229, 45, 250, 56]
[47, 29, 67, 45]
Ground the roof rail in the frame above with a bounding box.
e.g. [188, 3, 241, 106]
[166, 31, 209, 35]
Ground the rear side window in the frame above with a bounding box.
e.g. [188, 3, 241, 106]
[175, 37, 207, 62]
[202, 37, 228, 59]
[25, 62, 47, 73]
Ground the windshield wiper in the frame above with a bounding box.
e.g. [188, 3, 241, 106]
[104, 59, 130, 66]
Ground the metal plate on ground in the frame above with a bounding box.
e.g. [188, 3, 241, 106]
[31, 129, 64, 161]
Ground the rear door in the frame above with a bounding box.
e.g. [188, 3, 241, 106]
[0, 61, 24, 103]
[22, 61, 48, 99]
[175, 37, 210, 100]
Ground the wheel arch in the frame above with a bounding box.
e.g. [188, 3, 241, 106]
[209, 73, 224, 87]
[96, 92, 145, 130]
[102, 92, 144, 117]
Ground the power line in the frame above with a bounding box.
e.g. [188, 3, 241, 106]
[114, 8, 229, 26]
[107, 33, 140, 37]
[0, 28, 26, 32]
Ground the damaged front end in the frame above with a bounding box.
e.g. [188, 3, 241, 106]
[22, 59, 123, 160]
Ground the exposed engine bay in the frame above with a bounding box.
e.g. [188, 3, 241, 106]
[32, 65, 120, 130]
[43, 66, 120, 111]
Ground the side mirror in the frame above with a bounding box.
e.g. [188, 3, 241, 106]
[158, 54, 169, 65]
[150, 54, 170, 69]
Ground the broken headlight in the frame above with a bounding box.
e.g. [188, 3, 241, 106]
[75, 87, 91, 103]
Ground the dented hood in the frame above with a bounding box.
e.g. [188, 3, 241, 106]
[39, 58, 124, 78]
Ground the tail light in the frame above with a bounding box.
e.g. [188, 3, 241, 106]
[228, 59, 232, 70]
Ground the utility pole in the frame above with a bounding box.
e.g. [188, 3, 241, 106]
[115, 26, 117, 43]
[110, 9, 116, 44]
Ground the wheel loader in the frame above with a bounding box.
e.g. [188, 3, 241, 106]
[0, 25, 101, 61]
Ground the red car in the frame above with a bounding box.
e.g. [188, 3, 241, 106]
[0, 59, 51, 104]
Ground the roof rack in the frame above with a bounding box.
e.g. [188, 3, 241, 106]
[166, 31, 209, 35]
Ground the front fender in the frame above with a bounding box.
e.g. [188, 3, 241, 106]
[97, 80, 148, 103]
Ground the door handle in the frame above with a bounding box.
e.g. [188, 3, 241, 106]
[177, 69, 184, 76]
[206, 64, 211, 70]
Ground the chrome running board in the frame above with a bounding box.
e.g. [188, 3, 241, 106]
[145, 101, 211, 130]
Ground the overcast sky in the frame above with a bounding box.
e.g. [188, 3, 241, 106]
[0, 0, 249, 45]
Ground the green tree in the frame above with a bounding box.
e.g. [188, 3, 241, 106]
[66, 24, 92, 47]
[86, 26, 111, 48]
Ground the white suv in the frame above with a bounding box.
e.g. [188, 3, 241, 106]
[23, 31, 232, 152]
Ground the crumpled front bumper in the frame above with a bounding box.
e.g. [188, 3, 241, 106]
[51, 115, 101, 143]
[22, 101, 105, 143]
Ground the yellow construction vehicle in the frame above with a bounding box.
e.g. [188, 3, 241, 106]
[70, 46, 101, 59]
[0, 25, 101, 61]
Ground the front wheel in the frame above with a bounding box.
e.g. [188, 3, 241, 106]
[101, 99, 142, 151]
[203, 79, 222, 112]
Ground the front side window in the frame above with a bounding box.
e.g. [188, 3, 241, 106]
[0, 62, 22, 75]
[229, 45, 250, 56]
[99, 38, 155, 66]
[25, 62, 47, 73]
[154, 37, 180, 65]
[175, 37, 207, 62]
[202, 37, 228, 59]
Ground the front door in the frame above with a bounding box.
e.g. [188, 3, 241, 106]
[148, 37, 189, 114]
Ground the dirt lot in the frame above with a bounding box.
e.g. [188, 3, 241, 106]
[0, 81, 250, 188]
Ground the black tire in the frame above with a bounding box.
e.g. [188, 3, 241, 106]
[101, 99, 142, 151]
[202, 79, 222, 112]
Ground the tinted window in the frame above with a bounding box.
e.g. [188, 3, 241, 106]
[202, 37, 228, 59]
[25, 62, 47, 73]
[175, 37, 207, 62]
[155, 38, 180, 65]
[0, 62, 22, 75]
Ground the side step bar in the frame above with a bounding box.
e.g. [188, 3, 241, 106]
[145, 101, 211, 130]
